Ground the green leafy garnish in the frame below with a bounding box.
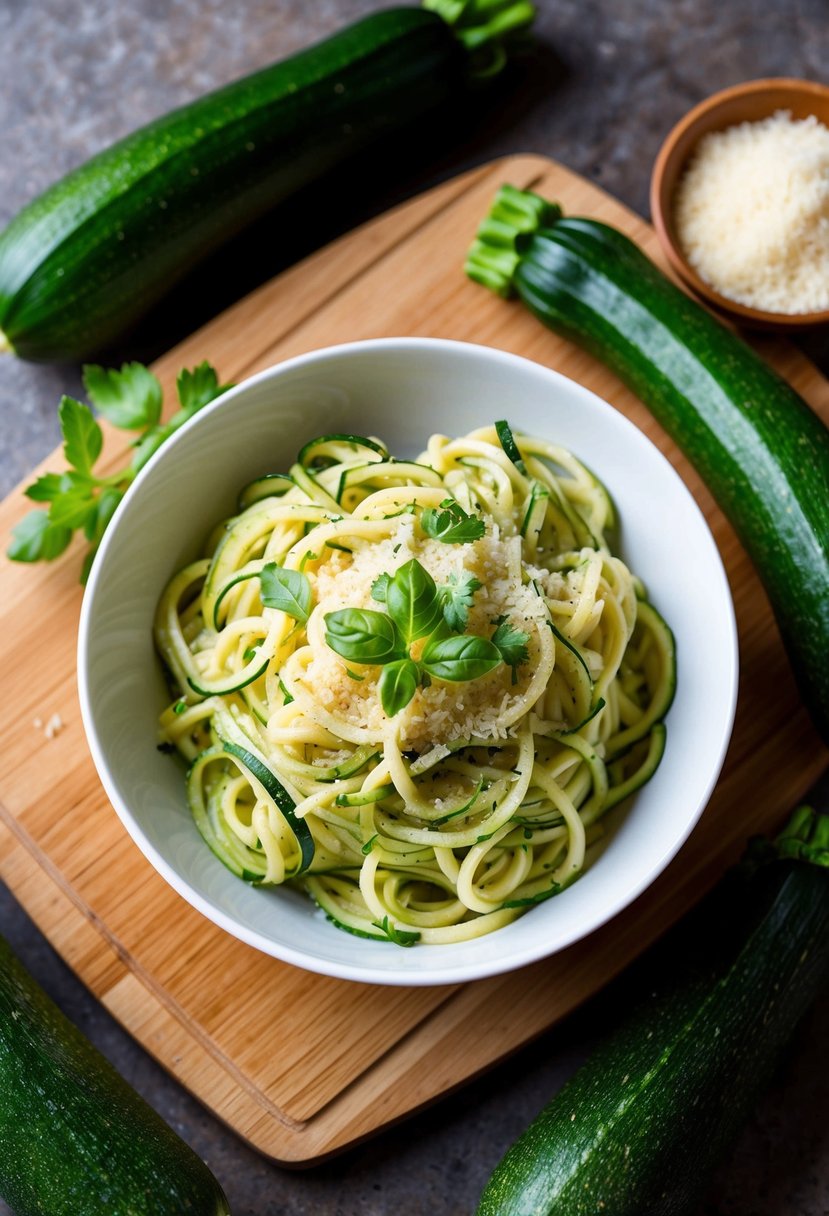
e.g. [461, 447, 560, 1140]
[325, 608, 406, 664]
[83, 362, 163, 430]
[371, 572, 391, 603]
[325, 557, 522, 716]
[259, 564, 313, 623]
[386, 558, 444, 643]
[491, 615, 531, 683]
[421, 633, 502, 682]
[421, 498, 486, 544]
[379, 658, 421, 717]
[439, 571, 482, 632]
[8, 360, 230, 581]
[60, 395, 103, 475]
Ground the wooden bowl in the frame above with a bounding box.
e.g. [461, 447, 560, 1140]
[650, 78, 829, 329]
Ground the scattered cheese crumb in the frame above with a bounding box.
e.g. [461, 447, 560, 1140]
[674, 110, 829, 313]
[44, 713, 64, 740]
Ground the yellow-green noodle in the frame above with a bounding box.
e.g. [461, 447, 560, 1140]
[155, 425, 675, 946]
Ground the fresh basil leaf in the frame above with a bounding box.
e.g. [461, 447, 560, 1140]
[259, 563, 313, 622]
[176, 361, 230, 416]
[325, 608, 405, 664]
[421, 634, 502, 682]
[379, 658, 420, 717]
[59, 396, 103, 476]
[83, 363, 163, 430]
[386, 558, 443, 643]
[7, 510, 72, 562]
[491, 616, 531, 682]
[439, 572, 482, 632]
[421, 498, 486, 545]
[371, 572, 391, 603]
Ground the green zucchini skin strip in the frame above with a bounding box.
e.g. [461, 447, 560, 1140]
[467, 185, 829, 745]
[220, 740, 315, 875]
[476, 805, 829, 1216]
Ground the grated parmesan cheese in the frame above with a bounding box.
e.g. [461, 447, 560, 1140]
[674, 110, 829, 313]
[301, 516, 548, 748]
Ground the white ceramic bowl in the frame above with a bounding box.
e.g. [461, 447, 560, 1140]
[78, 338, 738, 986]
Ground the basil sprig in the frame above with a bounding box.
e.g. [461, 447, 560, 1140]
[324, 557, 530, 718]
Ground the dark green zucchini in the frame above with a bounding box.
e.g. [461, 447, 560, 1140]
[466, 184, 829, 746]
[0, 934, 229, 1216]
[477, 797, 829, 1216]
[0, 0, 534, 362]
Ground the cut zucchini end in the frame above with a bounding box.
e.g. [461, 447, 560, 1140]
[466, 185, 562, 295]
[0, 328, 12, 355]
[775, 805, 829, 867]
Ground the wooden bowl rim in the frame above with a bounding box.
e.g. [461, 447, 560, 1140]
[650, 78, 829, 329]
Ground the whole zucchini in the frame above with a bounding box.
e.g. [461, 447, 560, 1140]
[477, 798, 829, 1215]
[466, 185, 829, 746]
[0, 0, 534, 362]
[0, 934, 229, 1215]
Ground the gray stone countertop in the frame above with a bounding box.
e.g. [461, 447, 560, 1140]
[1, 2, 828, 1213]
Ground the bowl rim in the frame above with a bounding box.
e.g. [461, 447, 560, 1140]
[650, 77, 829, 328]
[78, 335, 739, 986]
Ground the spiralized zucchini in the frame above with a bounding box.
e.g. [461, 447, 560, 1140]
[155, 425, 675, 946]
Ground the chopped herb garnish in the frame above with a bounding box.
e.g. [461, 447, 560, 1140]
[491, 615, 531, 683]
[371, 572, 391, 603]
[439, 571, 482, 632]
[421, 498, 486, 544]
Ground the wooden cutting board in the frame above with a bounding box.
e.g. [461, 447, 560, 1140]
[1, 154, 827, 1164]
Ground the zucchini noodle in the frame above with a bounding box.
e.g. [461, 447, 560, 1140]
[155, 425, 676, 946]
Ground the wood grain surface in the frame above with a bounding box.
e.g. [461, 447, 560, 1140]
[1, 154, 826, 1163]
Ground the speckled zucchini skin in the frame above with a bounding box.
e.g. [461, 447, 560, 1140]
[0, 935, 229, 1216]
[477, 850, 829, 1215]
[0, 8, 463, 361]
[512, 217, 829, 745]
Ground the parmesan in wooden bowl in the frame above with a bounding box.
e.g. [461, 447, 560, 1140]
[650, 78, 829, 329]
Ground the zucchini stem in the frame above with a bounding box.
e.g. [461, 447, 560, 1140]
[465, 184, 560, 293]
[425, 0, 536, 76]
[776, 805, 829, 865]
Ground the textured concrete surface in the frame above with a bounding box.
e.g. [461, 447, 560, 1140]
[1, 1, 828, 1213]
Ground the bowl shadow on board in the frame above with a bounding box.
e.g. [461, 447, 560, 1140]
[97, 39, 568, 370]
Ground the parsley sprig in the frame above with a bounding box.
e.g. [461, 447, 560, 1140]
[421, 498, 486, 544]
[8, 360, 230, 582]
[325, 557, 530, 717]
